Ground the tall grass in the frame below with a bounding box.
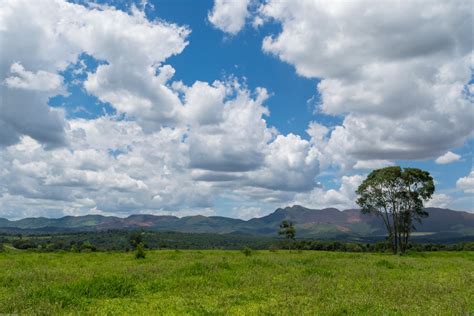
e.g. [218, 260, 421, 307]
[0, 250, 472, 315]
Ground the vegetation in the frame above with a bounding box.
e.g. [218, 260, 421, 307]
[356, 166, 434, 254]
[129, 231, 144, 249]
[291, 240, 474, 252]
[0, 250, 472, 314]
[134, 242, 146, 259]
[2, 230, 474, 253]
[241, 246, 253, 257]
[278, 220, 296, 250]
[1, 230, 279, 251]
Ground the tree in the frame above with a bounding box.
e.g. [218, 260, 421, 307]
[129, 231, 143, 250]
[241, 246, 253, 257]
[356, 166, 434, 254]
[279, 220, 296, 250]
[135, 242, 146, 259]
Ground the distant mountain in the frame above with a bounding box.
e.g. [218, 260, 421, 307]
[1, 206, 473, 242]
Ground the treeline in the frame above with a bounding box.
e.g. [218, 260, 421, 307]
[291, 240, 474, 252]
[0, 230, 276, 252]
[1, 230, 473, 253]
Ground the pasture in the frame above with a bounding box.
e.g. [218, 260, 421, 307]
[0, 250, 472, 315]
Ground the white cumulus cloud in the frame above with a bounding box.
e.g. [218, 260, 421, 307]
[4, 63, 64, 92]
[0, 78, 322, 218]
[208, 0, 250, 34]
[435, 151, 461, 164]
[426, 193, 453, 209]
[259, 0, 473, 169]
[1, 0, 471, 218]
[0, 0, 189, 146]
[292, 175, 365, 210]
[457, 171, 474, 194]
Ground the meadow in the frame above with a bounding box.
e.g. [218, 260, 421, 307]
[0, 250, 472, 315]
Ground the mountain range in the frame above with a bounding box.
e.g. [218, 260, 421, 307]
[1, 206, 473, 242]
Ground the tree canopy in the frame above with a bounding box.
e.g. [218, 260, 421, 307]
[356, 166, 434, 254]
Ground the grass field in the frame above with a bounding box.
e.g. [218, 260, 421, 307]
[0, 250, 472, 315]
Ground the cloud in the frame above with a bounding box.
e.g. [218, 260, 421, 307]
[0, 117, 213, 217]
[435, 151, 461, 164]
[230, 206, 266, 220]
[182, 81, 227, 126]
[185, 82, 273, 172]
[2, 0, 470, 219]
[426, 193, 453, 208]
[292, 175, 365, 210]
[306, 121, 329, 143]
[1, 62, 68, 147]
[0, 0, 324, 220]
[0, 79, 322, 218]
[208, 0, 250, 34]
[4, 63, 64, 92]
[353, 160, 394, 170]
[183, 81, 320, 193]
[457, 171, 474, 194]
[246, 134, 319, 192]
[259, 0, 473, 168]
[0, 0, 189, 147]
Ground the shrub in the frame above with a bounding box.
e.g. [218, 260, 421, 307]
[241, 246, 253, 257]
[12, 239, 37, 249]
[129, 231, 143, 249]
[135, 242, 146, 259]
[461, 242, 474, 251]
[80, 241, 96, 252]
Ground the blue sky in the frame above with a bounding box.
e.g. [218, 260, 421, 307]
[0, 0, 472, 219]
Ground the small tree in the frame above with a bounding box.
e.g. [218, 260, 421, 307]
[80, 240, 96, 252]
[241, 246, 253, 257]
[279, 220, 296, 250]
[129, 231, 143, 250]
[130, 231, 146, 259]
[356, 166, 434, 254]
[135, 242, 146, 259]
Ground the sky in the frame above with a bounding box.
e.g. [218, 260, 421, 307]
[0, 0, 472, 220]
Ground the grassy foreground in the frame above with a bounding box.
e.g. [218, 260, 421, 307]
[0, 250, 472, 315]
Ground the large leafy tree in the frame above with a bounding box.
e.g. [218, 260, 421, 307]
[356, 166, 434, 254]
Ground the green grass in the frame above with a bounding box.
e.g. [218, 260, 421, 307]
[0, 250, 472, 315]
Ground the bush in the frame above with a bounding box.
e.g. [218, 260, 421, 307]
[12, 239, 37, 250]
[80, 241, 96, 252]
[135, 242, 146, 259]
[345, 243, 364, 252]
[130, 231, 144, 249]
[241, 246, 253, 257]
[461, 242, 474, 251]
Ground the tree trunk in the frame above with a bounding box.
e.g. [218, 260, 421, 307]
[380, 209, 396, 254]
[392, 212, 399, 254]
